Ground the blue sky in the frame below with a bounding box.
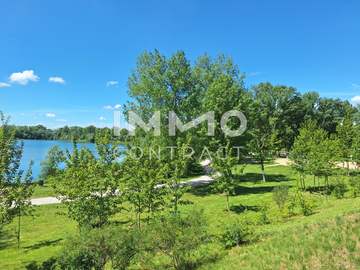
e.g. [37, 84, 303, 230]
[1, 0, 359, 128]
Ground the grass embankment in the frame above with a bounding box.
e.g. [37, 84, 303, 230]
[2, 165, 360, 269]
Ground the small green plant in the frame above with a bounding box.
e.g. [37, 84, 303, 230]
[331, 179, 347, 199]
[349, 176, 360, 197]
[297, 192, 315, 216]
[258, 204, 271, 225]
[220, 220, 251, 249]
[272, 185, 289, 211]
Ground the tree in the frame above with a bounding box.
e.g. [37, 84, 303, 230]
[39, 146, 65, 184]
[290, 121, 317, 189]
[148, 209, 209, 270]
[336, 111, 355, 174]
[8, 164, 34, 248]
[212, 143, 243, 212]
[53, 130, 123, 228]
[292, 120, 340, 191]
[352, 125, 360, 169]
[248, 83, 279, 182]
[0, 112, 34, 247]
[164, 140, 192, 215]
[123, 146, 167, 228]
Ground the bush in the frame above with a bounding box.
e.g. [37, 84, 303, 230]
[220, 220, 251, 249]
[272, 185, 289, 210]
[58, 226, 139, 270]
[297, 192, 316, 216]
[147, 209, 209, 270]
[331, 179, 347, 199]
[349, 176, 360, 197]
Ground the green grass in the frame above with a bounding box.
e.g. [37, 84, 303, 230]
[32, 184, 56, 198]
[200, 212, 360, 270]
[1, 164, 360, 269]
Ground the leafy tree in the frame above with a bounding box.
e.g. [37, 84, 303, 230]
[164, 140, 192, 215]
[291, 121, 340, 190]
[336, 111, 355, 174]
[123, 146, 167, 228]
[53, 130, 123, 228]
[9, 164, 34, 248]
[212, 143, 243, 212]
[352, 125, 360, 169]
[0, 112, 34, 246]
[290, 121, 317, 189]
[147, 209, 209, 270]
[39, 145, 65, 184]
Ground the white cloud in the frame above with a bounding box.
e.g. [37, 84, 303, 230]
[104, 105, 114, 110]
[351, 96, 360, 106]
[9, 70, 39, 85]
[99, 116, 106, 121]
[114, 104, 121, 109]
[0, 82, 11, 88]
[49, 76, 65, 84]
[351, 83, 360, 89]
[106, 80, 119, 87]
[45, 113, 56, 118]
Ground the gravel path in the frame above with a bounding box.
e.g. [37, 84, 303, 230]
[30, 174, 216, 206]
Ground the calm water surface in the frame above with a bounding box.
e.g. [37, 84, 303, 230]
[20, 139, 96, 180]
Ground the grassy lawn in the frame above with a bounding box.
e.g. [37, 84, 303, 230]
[32, 184, 56, 198]
[2, 164, 360, 269]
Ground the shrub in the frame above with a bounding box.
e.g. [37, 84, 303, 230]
[297, 192, 315, 216]
[258, 204, 271, 225]
[220, 220, 251, 249]
[272, 185, 289, 210]
[331, 179, 347, 199]
[147, 209, 209, 270]
[58, 226, 139, 270]
[349, 176, 360, 197]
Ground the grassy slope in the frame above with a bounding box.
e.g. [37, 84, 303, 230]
[201, 212, 360, 270]
[1, 164, 360, 269]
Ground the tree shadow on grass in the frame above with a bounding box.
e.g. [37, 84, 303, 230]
[235, 173, 290, 183]
[24, 238, 63, 251]
[0, 230, 13, 249]
[306, 185, 335, 195]
[188, 183, 277, 197]
[229, 204, 261, 214]
[233, 185, 277, 196]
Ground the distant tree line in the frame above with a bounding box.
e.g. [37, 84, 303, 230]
[12, 125, 129, 142]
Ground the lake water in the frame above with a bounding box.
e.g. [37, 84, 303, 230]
[20, 139, 96, 180]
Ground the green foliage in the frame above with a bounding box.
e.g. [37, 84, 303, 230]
[13, 125, 129, 142]
[39, 145, 65, 184]
[53, 130, 123, 228]
[146, 209, 209, 270]
[272, 185, 289, 210]
[220, 219, 251, 249]
[0, 112, 34, 247]
[212, 143, 243, 211]
[123, 145, 167, 228]
[331, 178, 347, 199]
[291, 120, 341, 189]
[297, 191, 316, 216]
[58, 226, 139, 270]
[349, 176, 360, 197]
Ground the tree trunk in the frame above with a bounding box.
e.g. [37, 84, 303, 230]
[17, 206, 21, 249]
[260, 159, 266, 182]
[226, 193, 230, 212]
